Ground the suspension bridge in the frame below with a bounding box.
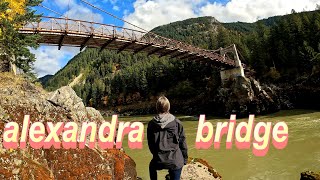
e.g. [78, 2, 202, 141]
[18, 0, 245, 80]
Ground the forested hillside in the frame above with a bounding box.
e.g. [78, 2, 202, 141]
[152, 10, 320, 79]
[43, 10, 320, 113]
[43, 49, 220, 109]
[151, 16, 251, 60]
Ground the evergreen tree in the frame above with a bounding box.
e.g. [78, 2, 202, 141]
[217, 27, 232, 48]
[0, 0, 42, 74]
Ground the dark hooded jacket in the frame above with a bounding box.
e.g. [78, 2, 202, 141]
[147, 113, 188, 170]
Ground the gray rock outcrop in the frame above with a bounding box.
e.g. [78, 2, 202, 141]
[47, 86, 88, 121]
[214, 76, 288, 117]
[166, 158, 222, 180]
[181, 162, 221, 180]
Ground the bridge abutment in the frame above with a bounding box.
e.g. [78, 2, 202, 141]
[220, 66, 244, 82]
[219, 44, 245, 84]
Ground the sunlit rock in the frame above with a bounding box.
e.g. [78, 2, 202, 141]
[0, 73, 137, 179]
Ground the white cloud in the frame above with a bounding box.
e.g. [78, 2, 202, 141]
[60, 1, 104, 22]
[113, 5, 120, 11]
[41, 0, 104, 22]
[31, 46, 79, 77]
[200, 0, 320, 22]
[124, 0, 320, 31]
[64, 4, 104, 22]
[54, 0, 77, 10]
[123, 0, 204, 31]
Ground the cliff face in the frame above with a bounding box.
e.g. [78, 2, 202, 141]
[212, 76, 290, 117]
[0, 73, 137, 179]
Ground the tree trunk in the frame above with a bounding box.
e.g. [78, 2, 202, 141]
[10, 55, 17, 75]
[0, 54, 17, 74]
[0, 55, 10, 72]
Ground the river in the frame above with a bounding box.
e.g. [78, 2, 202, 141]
[106, 109, 320, 179]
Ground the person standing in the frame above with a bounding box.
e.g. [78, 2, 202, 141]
[147, 96, 188, 180]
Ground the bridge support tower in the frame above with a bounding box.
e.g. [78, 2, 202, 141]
[219, 44, 245, 84]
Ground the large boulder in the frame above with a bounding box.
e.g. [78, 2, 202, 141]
[0, 73, 137, 179]
[181, 162, 221, 180]
[301, 171, 320, 180]
[166, 158, 222, 180]
[47, 86, 88, 122]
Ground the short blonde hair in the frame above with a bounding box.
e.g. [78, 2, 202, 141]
[156, 96, 170, 114]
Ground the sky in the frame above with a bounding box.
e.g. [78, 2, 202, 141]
[31, 0, 320, 77]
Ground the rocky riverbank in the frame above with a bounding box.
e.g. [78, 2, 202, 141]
[0, 73, 137, 179]
[107, 76, 293, 117]
[107, 72, 320, 118]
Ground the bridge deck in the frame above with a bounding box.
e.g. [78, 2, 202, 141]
[19, 16, 237, 68]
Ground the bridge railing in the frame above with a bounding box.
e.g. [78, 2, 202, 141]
[139, 33, 235, 65]
[21, 16, 236, 66]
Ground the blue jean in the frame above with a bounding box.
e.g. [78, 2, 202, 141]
[149, 162, 182, 180]
[168, 168, 183, 180]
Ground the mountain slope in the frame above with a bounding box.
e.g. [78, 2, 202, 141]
[151, 16, 249, 51]
[223, 10, 320, 32]
[39, 74, 53, 85]
[151, 16, 221, 48]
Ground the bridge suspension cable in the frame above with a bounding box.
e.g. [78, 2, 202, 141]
[67, 0, 71, 18]
[236, 48, 246, 63]
[80, 0, 148, 33]
[38, 4, 66, 18]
